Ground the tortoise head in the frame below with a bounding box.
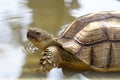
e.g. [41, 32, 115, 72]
[27, 28, 53, 50]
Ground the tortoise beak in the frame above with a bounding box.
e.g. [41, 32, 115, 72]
[27, 28, 39, 40]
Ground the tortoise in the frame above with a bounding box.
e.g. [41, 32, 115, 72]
[27, 11, 120, 73]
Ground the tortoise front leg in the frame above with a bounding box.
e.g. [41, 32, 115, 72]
[37, 46, 62, 73]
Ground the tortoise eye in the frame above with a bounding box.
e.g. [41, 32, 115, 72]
[36, 32, 41, 35]
[43, 38, 48, 41]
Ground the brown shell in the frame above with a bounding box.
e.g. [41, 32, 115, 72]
[57, 11, 120, 72]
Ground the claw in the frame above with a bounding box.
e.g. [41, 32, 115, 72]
[42, 56, 47, 59]
[47, 56, 51, 58]
[53, 63, 56, 67]
[42, 60, 47, 65]
[47, 60, 53, 64]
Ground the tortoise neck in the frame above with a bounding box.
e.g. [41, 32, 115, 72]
[47, 37, 58, 47]
[41, 37, 58, 50]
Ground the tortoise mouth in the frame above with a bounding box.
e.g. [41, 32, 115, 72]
[27, 31, 36, 38]
[27, 32, 37, 39]
[27, 28, 40, 41]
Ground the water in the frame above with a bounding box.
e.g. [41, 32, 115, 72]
[0, 0, 32, 80]
[0, 0, 120, 80]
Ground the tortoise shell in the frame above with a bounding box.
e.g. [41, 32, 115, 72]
[57, 11, 120, 72]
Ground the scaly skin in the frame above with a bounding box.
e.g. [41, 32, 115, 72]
[37, 46, 62, 72]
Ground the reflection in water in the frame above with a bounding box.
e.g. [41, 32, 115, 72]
[28, 0, 74, 35]
[47, 68, 64, 80]
[0, 44, 25, 79]
[23, 41, 38, 55]
[0, 0, 32, 79]
[69, 0, 120, 17]
[64, 0, 80, 10]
